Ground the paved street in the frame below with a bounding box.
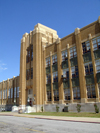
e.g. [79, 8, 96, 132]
[0, 116, 100, 133]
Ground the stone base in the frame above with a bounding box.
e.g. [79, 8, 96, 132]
[59, 100, 64, 104]
[96, 98, 99, 102]
[81, 98, 87, 103]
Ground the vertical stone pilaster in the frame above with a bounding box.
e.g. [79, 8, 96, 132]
[50, 51, 54, 103]
[98, 16, 100, 31]
[89, 34, 99, 102]
[56, 38, 64, 104]
[75, 28, 87, 103]
[7, 78, 9, 103]
[67, 44, 73, 103]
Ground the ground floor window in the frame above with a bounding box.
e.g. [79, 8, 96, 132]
[87, 84, 96, 98]
[54, 90, 59, 101]
[73, 87, 80, 99]
[64, 88, 70, 100]
[98, 84, 100, 97]
[47, 91, 51, 101]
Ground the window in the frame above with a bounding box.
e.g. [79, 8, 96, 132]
[73, 87, 80, 99]
[54, 90, 59, 101]
[82, 41, 90, 54]
[46, 74, 51, 84]
[87, 84, 96, 98]
[52, 54, 57, 65]
[26, 69, 30, 80]
[6, 89, 7, 99]
[71, 66, 78, 78]
[62, 50, 68, 61]
[95, 59, 100, 73]
[63, 68, 69, 79]
[98, 84, 100, 98]
[14, 87, 16, 98]
[47, 91, 51, 101]
[28, 89, 32, 95]
[17, 87, 19, 97]
[53, 72, 58, 83]
[70, 46, 77, 58]
[8, 89, 10, 98]
[27, 49, 30, 63]
[84, 62, 93, 75]
[3, 90, 4, 99]
[31, 68, 33, 79]
[92, 36, 100, 51]
[64, 88, 70, 100]
[31, 45, 33, 61]
[46, 57, 50, 67]
[11, 88, 13, 98]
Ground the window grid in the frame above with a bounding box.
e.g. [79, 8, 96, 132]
[70, 46, 77, 59]
[53, 72, 58, 83]
[84, 62, 93, 75]
[63, 68, 69, 79]
[54, 90, 59, 101]
[27, 49, 30, 63]
[71, 66, 78, 78]
[31, 68, 33, 79]
[46, 74, 51, 84]
[17, 87, 19, 97]
[95, 59, 100, 73]
[26, 69, 30, 80]
[87, 84, 96, 98]
[46, 57, 50, 67]
[31, 45, 33, 61]
[62, 50, 68, 61]
[14, 87, 16, 98]
[82, 41, 90, 54]
[47, 91, 51, 101]
[52, 54, 57, 65]
[64, 88, 70, 100]
[73, 87, 80, 99]
[98, 84, 100, 97]
[92, 36, 100, 51]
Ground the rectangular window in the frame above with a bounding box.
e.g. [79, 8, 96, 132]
[27, 49, 30, 63]
[84, 62, 93, 75]
[87, 84, 96, 98]
[46, 57, 50, 67]
[82, 41, 90, 54]
[26, 69, 30, 80]
[64, 88, 70, 100]
[8, 89, 10, 98]
[71, 66, 78, 78]
[54, 90, 59, 101]
[11, 88, 13, 98]
[63, 68, 69, 79]
[14, 87, 16, 98]
[95, 59, 100, 73]
[92, 36, 100, 51]
[31, 68, 33, 79]
[6, 89, 7, 99]
[47, 91, 51, 101]
[98, 84, 100, 97]
[46, 74, 51, 84]
[73, 87, 80, 99]
[53, 71, 58, 83]
[17, 87, 19, 97]
[3, 90, 4, 99]
[31, 45, 33, 61]
[52, 54, 57, 65]
[70, 46, 77, 59]
[62, 50, 68, 61]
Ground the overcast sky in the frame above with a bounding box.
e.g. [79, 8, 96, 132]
[0, 0, 100, 82]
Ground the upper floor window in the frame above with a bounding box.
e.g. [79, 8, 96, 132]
[31, 45, 33, 61]
[95, 59, 100, 73]
[14, 87, 16, 98]
[71, 66, 78, 78]
[87, 84, 96, 98]
[82, 41, 90, 54]
[63, 68, 69, 79]
[70, 46, 77, 59]
[26, 69, 30, 80]
[84, 62, 93, 75]
[46, 74, 51, 84]
[31, 68, 33, 79]
[53, 71, 58, 83]
[62, 50, 68, 61]
[27, 49, 30, 63]
[11, 88, 13, 98]
[52, 54, 57, 65]
[17, 87, 19, 97]
[46, 57, 50, 67]
[92, 36, 100, 51]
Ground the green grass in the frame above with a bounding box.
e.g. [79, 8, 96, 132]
[28, 112, 100, 118]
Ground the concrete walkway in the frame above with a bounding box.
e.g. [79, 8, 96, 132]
[0, 112, 100, 124]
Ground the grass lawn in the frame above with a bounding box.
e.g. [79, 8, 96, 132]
[28, 112, 100, 118]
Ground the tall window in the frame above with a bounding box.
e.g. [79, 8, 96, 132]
[92, 36, 100, 51]
[82, 41, 90, 54]
[11, 88, 13, 98]
[6, 89, 7, 99]
[52, 54, 57, 65]
[98, 84, 100, 98]
[8, 89, 10, 98]
[73, 87, 80, 99]
[95, 59, 100, 73]
[17, 87, 19, 97]
[31, 68, 33, 79]
[87, 84, 96, 98]
[53, 72, 58, 83]
[46, 57, 50, 67]
[3, 90, 5, 99]
[46, 74, 51, 84]
[14, 87, 16, 98]
[47, 91, 51, 101]
[70, 46, 77, 59]
[27, 49, 30, 63]
[26, 69, 30, 80]
[31, 45, 33, 61]
[64, 88, 70, 100]
[84, 62, 93, 75]
[63, 68, 69, 79]
[71, 66, 78, 78]
[62, 50, 68, 61]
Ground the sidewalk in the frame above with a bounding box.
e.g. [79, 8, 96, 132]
[0, 112, 100, 124]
